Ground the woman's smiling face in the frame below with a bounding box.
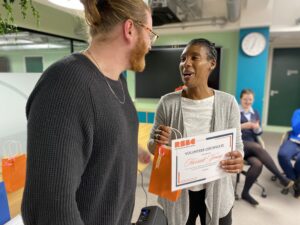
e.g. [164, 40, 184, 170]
[179, 44, 216, 88]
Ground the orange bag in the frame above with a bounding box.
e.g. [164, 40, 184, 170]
[148, 145, 181, 202]
[2, 154, 26, 193]
[2, 141, 26, 193]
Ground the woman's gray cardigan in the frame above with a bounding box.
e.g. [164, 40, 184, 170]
[148, 90, 243, 225]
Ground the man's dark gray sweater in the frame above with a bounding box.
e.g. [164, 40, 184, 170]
[21, 53, 139, 225]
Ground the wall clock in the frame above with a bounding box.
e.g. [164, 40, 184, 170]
[241, 32, 266, 56]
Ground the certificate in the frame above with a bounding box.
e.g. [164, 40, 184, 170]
[171, 128, 236, 191]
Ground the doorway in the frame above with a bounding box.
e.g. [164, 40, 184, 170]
[268, 48, 300, 126]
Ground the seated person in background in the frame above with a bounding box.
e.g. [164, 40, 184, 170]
[278, 109, 300, 198]
[239, 89, 293, 206]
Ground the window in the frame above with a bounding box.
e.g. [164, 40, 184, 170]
[0, 29, 87, 73]
[0, 56, 11, 72]
[25, 56, 43, 73]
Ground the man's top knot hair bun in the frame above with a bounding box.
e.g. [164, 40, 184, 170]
[96, 0, 108, 11]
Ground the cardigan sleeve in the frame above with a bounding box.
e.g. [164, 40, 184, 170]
[229, 97, 244, 157]
[147, 97, 166, 154]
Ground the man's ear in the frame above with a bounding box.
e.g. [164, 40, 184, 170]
[123, 19, 134, 42]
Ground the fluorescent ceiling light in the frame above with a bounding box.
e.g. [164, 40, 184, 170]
[0, 44, 68, 50]
[0, 39, 33, 45]
[48, 0, 84, 11]
[271, 26, 300, 33]
[0, 32, 30, 38]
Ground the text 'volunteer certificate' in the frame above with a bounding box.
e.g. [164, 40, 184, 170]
[171, 128, 236, 191]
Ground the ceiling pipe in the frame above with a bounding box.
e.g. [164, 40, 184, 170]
[227, 0, 241, 22]
[154, 16, 228, 29]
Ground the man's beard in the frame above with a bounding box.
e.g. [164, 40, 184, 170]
[130, 35, 148, 72]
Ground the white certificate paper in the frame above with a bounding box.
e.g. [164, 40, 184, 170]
[171, 128, 236, 191]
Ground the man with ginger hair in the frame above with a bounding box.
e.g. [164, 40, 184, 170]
[21, 1, 158, 224]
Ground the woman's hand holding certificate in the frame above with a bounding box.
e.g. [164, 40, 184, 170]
[220, 151, 244, 174]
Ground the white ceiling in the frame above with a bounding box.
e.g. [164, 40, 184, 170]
[33, 0, 84, 16]
[270, 0, 300, 45]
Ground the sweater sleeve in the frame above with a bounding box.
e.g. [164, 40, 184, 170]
[253, 110, 263, 135]
[291, 109, 300, 135]
[21, 67, 94, 225]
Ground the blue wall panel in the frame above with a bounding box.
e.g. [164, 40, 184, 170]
[137, 112, 147, 123]
[236, 27, 269, 117]
[147, 112, 155, 123]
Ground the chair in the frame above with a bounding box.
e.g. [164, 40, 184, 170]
[234, 136, 267, 200]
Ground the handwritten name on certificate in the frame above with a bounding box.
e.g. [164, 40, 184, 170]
[171, 128, 236, 191]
